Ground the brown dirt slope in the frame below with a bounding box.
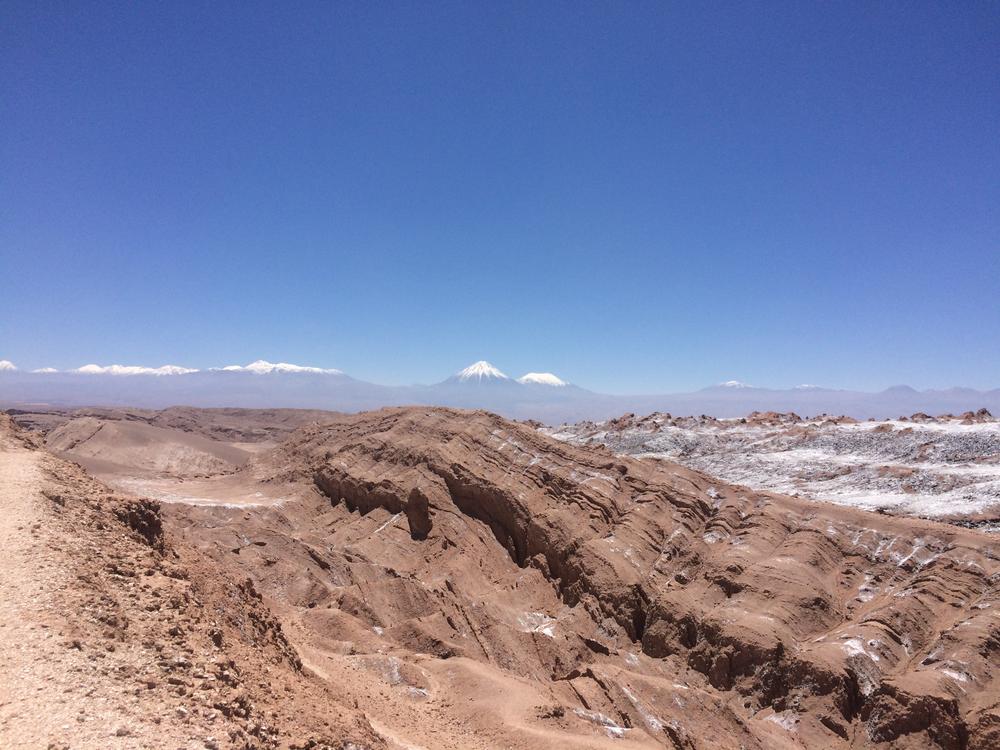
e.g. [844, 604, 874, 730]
[0, 414, 380, 750]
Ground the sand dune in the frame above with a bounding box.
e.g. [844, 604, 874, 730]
[46, 417, 253, 477]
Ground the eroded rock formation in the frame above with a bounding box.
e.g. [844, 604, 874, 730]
[237, 407, 1000, 748]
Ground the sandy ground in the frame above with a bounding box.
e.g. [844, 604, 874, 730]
[0, 444, 73, 748]
[0, 437, 177, 748]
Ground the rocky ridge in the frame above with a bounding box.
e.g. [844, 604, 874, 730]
[236, 407, 1000, 748]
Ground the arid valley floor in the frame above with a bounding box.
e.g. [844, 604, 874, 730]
[1, 405, 999, 749]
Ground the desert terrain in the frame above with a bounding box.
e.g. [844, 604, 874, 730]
[6, 2, 995, 748]
[546, 411, 1000, 527]
[2, 405, 999, 749]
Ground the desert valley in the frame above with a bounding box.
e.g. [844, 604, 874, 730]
[2, 397, 998, 749]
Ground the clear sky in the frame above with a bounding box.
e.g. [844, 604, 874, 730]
[2, 2, 998, 393]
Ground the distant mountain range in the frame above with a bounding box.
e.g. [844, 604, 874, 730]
[1, 358, 998, 423]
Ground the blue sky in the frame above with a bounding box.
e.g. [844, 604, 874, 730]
[2, 2, 998, 393]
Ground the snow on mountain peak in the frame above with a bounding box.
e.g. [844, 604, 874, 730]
[517, 372, 567, 386]
[0, 360, 17, 372]
[74, 364, 199, 376]
[219, 359, 342, 375]
[456, 361, 508, 381]
[32, 367, 59, 373]
[719, 380, 753, 389]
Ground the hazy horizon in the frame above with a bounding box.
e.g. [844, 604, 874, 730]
[2, 355, 1000, 398]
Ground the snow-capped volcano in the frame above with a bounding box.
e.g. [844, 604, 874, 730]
[217, 360, 342, 375]
[517, 372, 567, 387]
[0, 360, 17, 372]
[719, 380, 753, 389]
[454, 361, 509, 382]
